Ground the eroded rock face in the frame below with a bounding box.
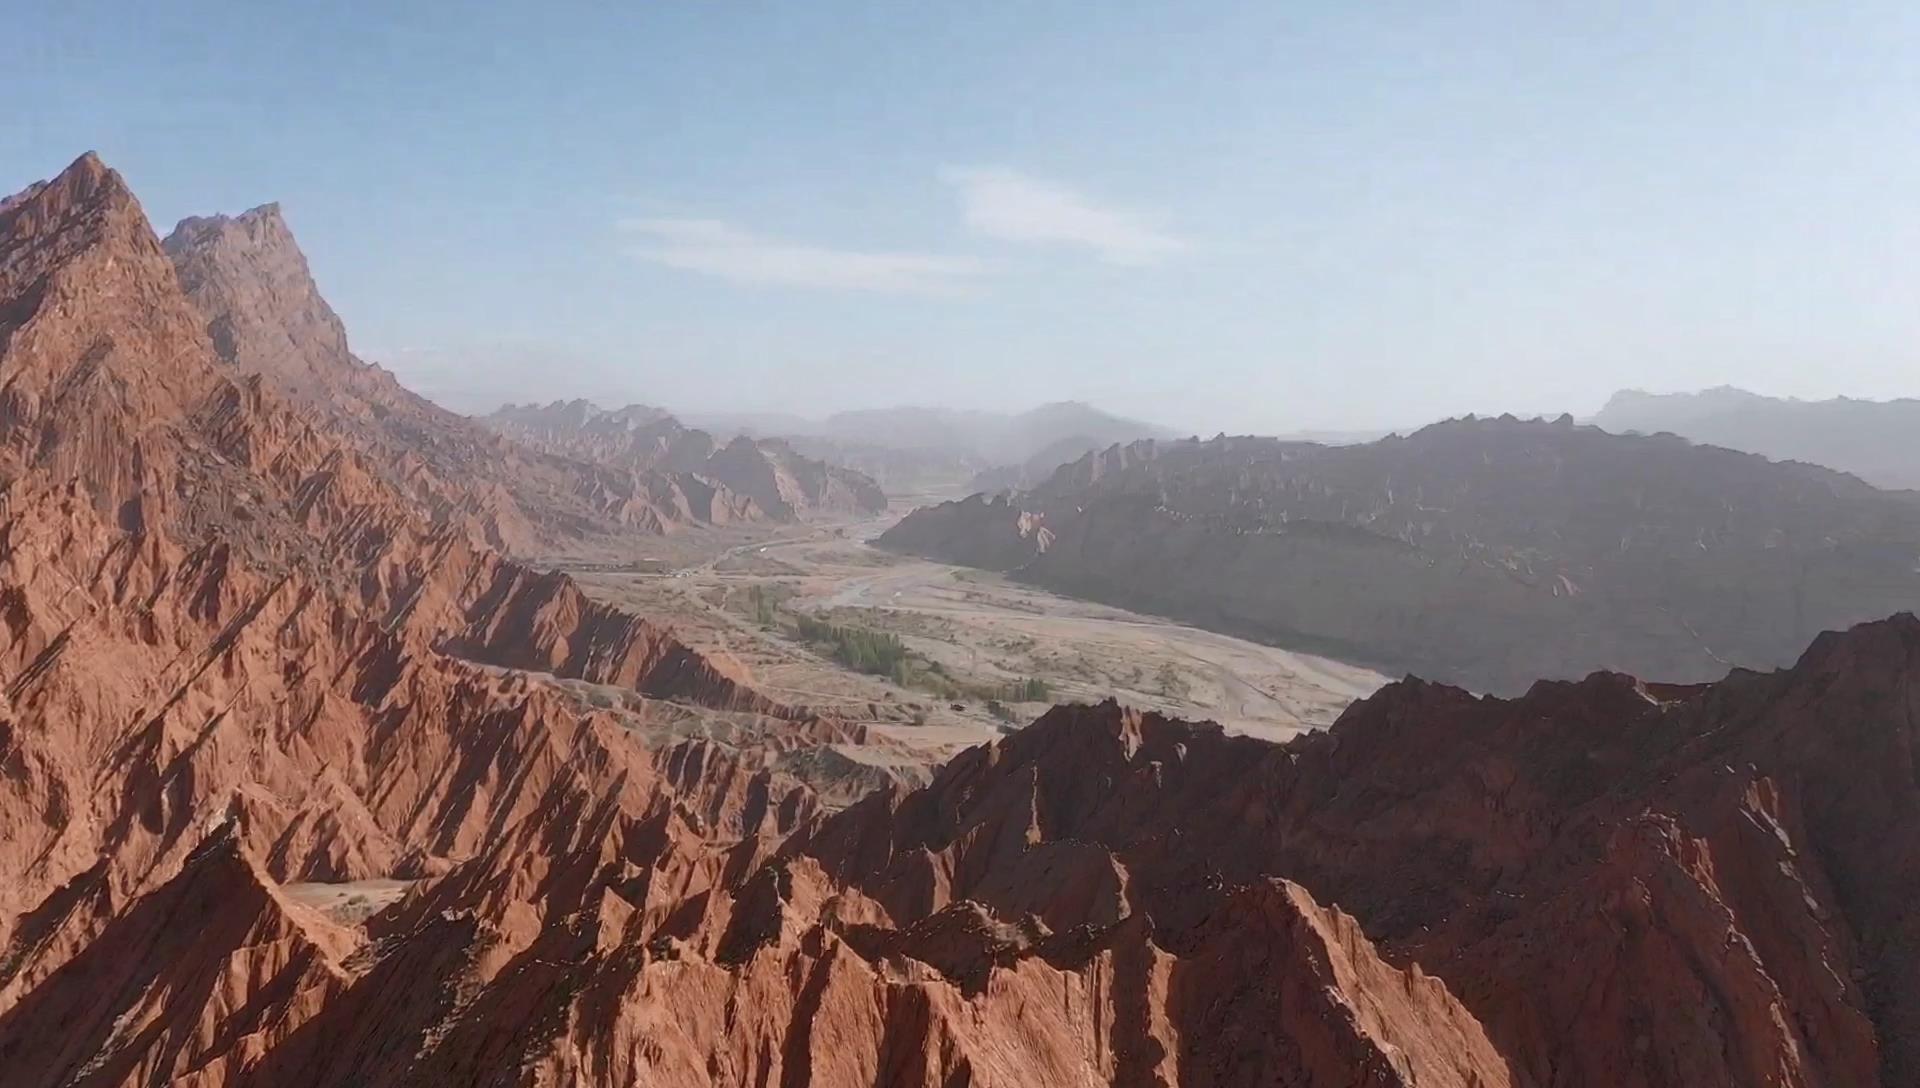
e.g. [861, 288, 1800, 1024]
[0, 154, 838, 1081]
[1, 154, 1914, 1088]
[490, 400, 890, 520]
[882, 424, 1920, 693]
[161, 206, 763, 551]
[793, 628, 1920, 1087]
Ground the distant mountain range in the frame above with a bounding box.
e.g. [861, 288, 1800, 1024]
[1594, 386, 1920, 490]
[882, 415, 1920, 694]
[687, 401, 1176, 495]
[486, 400, 888, 520]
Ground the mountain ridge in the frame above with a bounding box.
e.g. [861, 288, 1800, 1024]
[881, 415, 1920, 692]
[160, 201, 772, 549]
[487, 398, 889, 520]
[6, 152, 1920, 1086]
[1594, 386, 1920, 490]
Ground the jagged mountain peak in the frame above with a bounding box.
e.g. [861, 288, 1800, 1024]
[168, 200, 291, 241]
[36, 149, 120, 204]
[162, 194, 350, 378]
[1, 151, 152, 253]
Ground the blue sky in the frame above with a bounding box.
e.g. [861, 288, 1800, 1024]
[8, 2, 1920, 432]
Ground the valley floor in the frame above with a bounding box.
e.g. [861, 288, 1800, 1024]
[565, 509, 1387, 748]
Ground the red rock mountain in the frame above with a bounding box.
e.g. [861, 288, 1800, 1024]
[490, 399, 890, 520]
[3, 153, 1918, 1087]
[161, 205, 764, 549]
[882, 423, 1920, 693]
[0, 152, 847, 1079]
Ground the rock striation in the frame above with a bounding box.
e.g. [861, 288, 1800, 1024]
[0, 153, 841, 1081]
[162, 205, 764, 551]
[3, 153, 1918, 1087]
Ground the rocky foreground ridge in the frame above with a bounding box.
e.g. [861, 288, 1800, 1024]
[882, 425, 1920, 694]
[2, 154, 1918, 1087]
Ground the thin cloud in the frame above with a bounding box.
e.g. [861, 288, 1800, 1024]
[618, 217, 982, 296]
[944, 167, 1186, 266]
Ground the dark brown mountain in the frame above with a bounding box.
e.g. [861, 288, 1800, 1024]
[881, 416, 1920, 693]
[489, 399, 888, 519]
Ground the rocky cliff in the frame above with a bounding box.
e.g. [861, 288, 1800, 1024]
[4, 153, 1919, 1087]
[162, 206, 761, 550]
[882, 421, 1920, 693]
[0, 153, 870, 1082]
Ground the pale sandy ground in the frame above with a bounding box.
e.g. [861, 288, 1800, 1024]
[284, 878, 414, 924]
[569, 510, 1387, 750]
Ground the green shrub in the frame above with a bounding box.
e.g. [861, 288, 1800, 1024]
[795, 614, 910, 678]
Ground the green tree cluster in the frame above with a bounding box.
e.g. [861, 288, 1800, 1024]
[794, 613, 910, 677]
[747, 584, 779, 626]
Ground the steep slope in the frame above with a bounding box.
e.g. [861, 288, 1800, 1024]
[9, 153, 1920, 1088]
[1595, 386, 1920, 490]
[0, 155, 1493, 1088]
[0, 153, 865, 1084]
[161, 206, 757, 550]
[883, 417, 1920, 693]
[489, 399, 888, 519]
[795, 612, 1920, 1084]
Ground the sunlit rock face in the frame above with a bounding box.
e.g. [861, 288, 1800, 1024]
[3, 153, 1917, 1088]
